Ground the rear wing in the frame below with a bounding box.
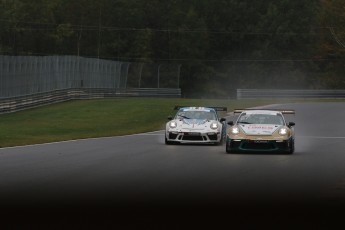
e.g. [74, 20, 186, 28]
[174, 106, 227, 112]
[233, 109, 295, 114]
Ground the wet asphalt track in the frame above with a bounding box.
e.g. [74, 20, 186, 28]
[1, 102, 345, 228]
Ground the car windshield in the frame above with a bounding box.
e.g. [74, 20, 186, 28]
[176, 110, 217, 120]
[237, 114, 284, 125]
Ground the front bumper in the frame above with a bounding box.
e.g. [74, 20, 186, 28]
[166, 131, 221, 143]
[226, 137, 293, 152]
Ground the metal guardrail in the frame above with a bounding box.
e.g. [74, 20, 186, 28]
[1, 55, 182, 98]
[0, 88, 181, 114]
[0, 55, 128, 98]
[237, 89, 345, 99]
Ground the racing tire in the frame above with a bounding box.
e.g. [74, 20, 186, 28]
[287, 139, 295, 154]
[216, 141, 223, 146]
[165, 137, 173, 145]
[216, 135, 224, 146]
[226, 143, 234, 154]
[165, 137, 178, 145]
[226, 147, 234, 154]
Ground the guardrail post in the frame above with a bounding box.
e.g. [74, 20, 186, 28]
[177, 64, 182, 88]
[138, 63, 144, 88]
[125, 63, 130, 89]
[157, 64, 161, 88]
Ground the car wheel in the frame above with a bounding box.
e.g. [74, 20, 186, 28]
[216, 135, 224, 146]
[287, 139, 295, 154]
[165, 137, 173, 145]
[226, 146, 234, 153]
[226, 142, 234, 153]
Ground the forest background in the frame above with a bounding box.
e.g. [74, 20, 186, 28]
[1, 0, 344, 98]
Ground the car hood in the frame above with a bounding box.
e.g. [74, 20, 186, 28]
[179, 119, 210, 129]
[239, 124, 280, 135]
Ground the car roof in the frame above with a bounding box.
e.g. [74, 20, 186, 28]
[241, 110, 282, 115]
[179, 107, 215, 112]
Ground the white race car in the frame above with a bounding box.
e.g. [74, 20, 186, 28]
[165, 106, 227, 145]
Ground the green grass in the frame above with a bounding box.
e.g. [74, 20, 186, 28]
[0, 97, 344, 148]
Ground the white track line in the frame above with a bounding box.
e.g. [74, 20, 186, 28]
[298, 136, 345, 139]
[0, 130, 165, 150]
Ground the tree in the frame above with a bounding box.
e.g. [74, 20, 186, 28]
[1, 0, 343, 96]
[318, 0, 345, 88]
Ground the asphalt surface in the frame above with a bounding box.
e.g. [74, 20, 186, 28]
[1, 102, 345, 228]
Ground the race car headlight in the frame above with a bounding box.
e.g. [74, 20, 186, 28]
[231, 127, 240, 134]
[279, 128, 288, 135]
[169, 121, 177, 128]
[210, 122, 218, 130]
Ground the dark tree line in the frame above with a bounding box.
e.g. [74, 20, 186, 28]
[1, 0, 344, 97]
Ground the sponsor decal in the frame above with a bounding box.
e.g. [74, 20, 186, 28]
[254, 140, 269, 143]
[241, 124, 279, 135]
[247, 125, 274, 130]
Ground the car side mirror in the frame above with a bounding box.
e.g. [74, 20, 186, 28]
[227, 121, 234, 126]
[168, 116, 173, 120]
[288, 122, 295, 127]
[220, 118, 226, 122]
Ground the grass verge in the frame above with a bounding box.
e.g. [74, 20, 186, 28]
[0, 97, 343, 148]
